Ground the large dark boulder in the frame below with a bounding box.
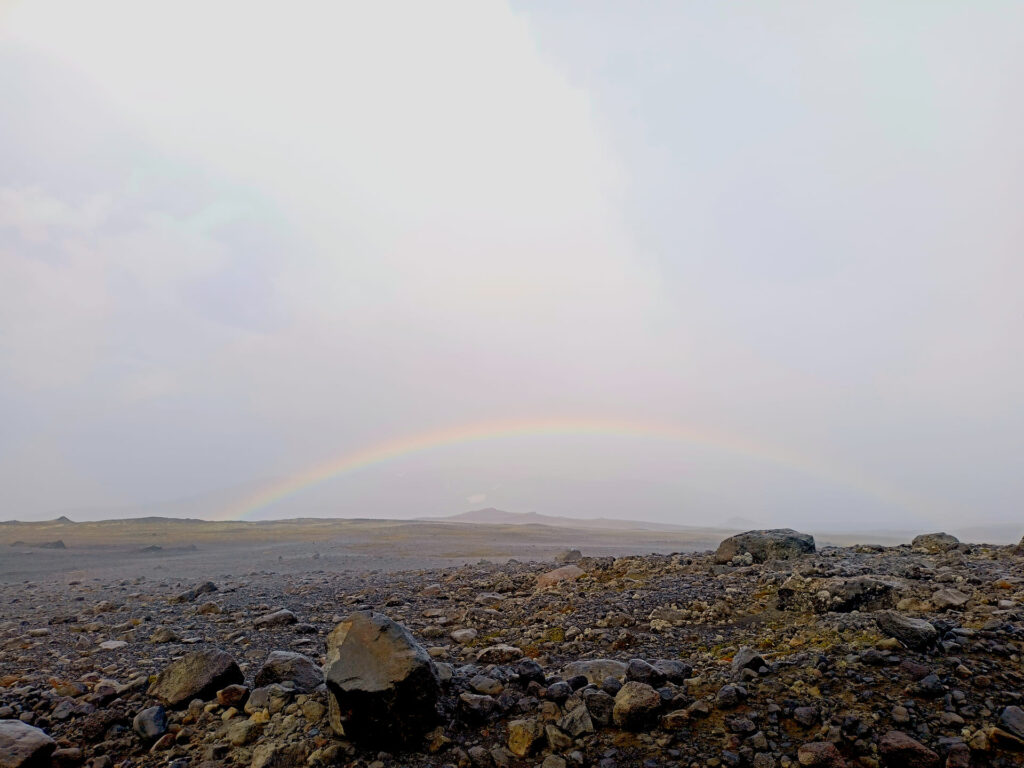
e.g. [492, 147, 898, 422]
[714, 529, 815, 564]
[147, 649, 243, 708]
[323, 612, 440, 747]
[0, 720, 56, 768]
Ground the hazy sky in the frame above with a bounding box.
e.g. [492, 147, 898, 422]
[1, 1, 1022, 529]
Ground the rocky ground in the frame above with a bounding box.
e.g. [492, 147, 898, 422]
[3, 529, 1024, 768]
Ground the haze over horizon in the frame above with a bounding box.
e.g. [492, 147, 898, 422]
[2, 2, 1022, 530]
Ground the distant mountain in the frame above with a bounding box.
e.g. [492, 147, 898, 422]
[425, 507, 726, 533]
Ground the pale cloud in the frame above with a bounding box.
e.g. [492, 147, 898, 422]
[1, 1, 1022, 530]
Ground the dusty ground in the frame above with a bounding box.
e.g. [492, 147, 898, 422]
[0, 517, 738, 585]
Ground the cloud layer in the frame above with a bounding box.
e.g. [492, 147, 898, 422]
[1, 1, 1022, 529]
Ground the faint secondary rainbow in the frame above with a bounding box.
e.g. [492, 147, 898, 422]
[219, 416, 930, 521]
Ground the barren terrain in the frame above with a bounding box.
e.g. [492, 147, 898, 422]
[3, 521, 1024, 768]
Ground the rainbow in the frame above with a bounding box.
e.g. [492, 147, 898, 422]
[218, 416, 936, 521]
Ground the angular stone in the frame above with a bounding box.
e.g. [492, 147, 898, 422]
[1000, 706, 1024, 740]
[582, 688, 615, 727]
[931, 589, 969, 611]
[879, 730, 940, 767]
[458, 693, 498, 722]
[323, 612, 440, 747]
[652, 659, 692, 683]
[731, 647, 766, 673]
[875, 612, 938, 650]
[625, 659, 664, 686]
[147, 649, 243, 708]
[244, 684, 291, 715]
[254, 651, 322, 693]
[450, 628, 478, 645]
[150, 627, 180, 644]
[507, 719, 543, 757]
[714, 529, 815, 564]
[0, 720, 56, 768]
[250, 742, 307, 768]
[559, 705, 595, 736]
[612, 681, 661, 730]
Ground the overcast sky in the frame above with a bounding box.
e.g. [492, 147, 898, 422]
[1, 1, 1022, 530]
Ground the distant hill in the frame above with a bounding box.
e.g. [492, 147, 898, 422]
[424, 507, 723, 533]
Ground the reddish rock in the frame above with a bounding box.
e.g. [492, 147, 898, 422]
[879, 730, 940, 767]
